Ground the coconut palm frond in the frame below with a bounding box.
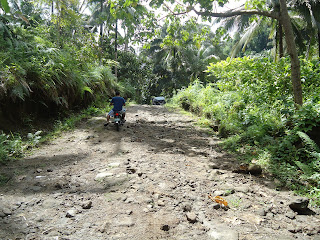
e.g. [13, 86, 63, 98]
[231, 19, 262, 58]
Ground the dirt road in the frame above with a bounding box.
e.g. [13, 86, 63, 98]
[0, 104, 319, 239]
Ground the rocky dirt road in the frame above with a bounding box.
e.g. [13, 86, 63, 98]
[0, 104, 319, 240]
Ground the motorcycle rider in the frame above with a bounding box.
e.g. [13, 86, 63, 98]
[105, 91, 126, 126]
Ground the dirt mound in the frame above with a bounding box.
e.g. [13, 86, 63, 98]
[0, 104, 319, 239]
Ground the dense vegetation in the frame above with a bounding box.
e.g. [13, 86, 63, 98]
[1, 0, 320, 204]
[171, 57, 320, 204]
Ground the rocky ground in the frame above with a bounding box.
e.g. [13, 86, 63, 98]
[0, 104, 320, 240]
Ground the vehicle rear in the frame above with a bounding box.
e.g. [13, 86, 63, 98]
[152, 97, 166, 105]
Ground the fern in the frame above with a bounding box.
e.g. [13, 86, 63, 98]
[296, 131, 320, 186]
[297, 131, 320, 153]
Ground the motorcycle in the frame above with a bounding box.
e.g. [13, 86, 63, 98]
[112, 111, 124, 131]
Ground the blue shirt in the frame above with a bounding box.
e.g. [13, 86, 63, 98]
[111, 96, 125, 111]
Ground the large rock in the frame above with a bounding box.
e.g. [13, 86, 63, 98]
[247, 164, 262, 175]
[289, 197, 315, 215]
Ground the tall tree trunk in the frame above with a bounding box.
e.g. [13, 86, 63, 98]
[318, 30, 320, 59]
[279, 0, 303, 106]
[100, 0, 103, 40]
[278, 21, 284, 58]
[56, 0, 61, 48]
[99, 0, 103, 63]
[115, 20, 118, 78]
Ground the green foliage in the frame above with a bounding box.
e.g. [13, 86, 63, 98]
[0, 133, 23, 164]
[116, 51, 156, 103]
[0, 173, 10, 185]
[0, 0, 10, 13]
[143, 18, 225, 99]
[172, 56, 320, 204]
[295, 131, 320, 184]
[0, 6, 121, 120]
[27, 131, 42, 147]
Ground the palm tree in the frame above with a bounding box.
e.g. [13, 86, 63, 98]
[145, 20, 223, 95]
[291, 0, 320, 59]
[214, 0, 283, 59]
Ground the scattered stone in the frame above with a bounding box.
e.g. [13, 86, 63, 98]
[85, 135, 95, 140]
[241, 202, 252, 210]
[207, 225, 239, 240]
[108, 162, 121, 168]
[66, 209, 77, 218]
[242, 213, 265, 225]
[35, 216, 45, 222]
[183, 203, 192, 212]
[186, 212, 197, 223]
[126, 168, 136, 174]
[117, 217, 135, 227]
[94, 172, 113, 181]
[81, 201, 92, 209]
[208, 163, 220, 169]
[42, 199, 58, 209]
[121, 196, 128, 202]
[214, 189, 234, 196]
[98, 222, 110, 233]
[160, 224, 170, 231]
[124, 161, 130, 165]
[157, 200, 165, 207]
[266, 212, 274, 218]
[256, 209, 267, 217]
[125, 197, 135, 204]
[3, 105, 320, 239]
[126, 210, 133, 215]
[54, 182, 64, 189]
[234, 186, 249, 193]
[287, 224, 299, 233]
[2, 207, 12, 216]
[285, 211, 296, 219]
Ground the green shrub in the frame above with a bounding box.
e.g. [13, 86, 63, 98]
[0, 133, 23, 164]
[171, 57, 320, 205]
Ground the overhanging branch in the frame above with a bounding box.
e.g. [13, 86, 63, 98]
[192, 8, 280, 20]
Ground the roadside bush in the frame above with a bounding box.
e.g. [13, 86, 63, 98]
[172, 57, 320, 205]
[0, 133, 23, 164]
[0, 26, 121, 124]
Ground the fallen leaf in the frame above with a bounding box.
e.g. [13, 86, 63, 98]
[208, 194, 228, 207]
